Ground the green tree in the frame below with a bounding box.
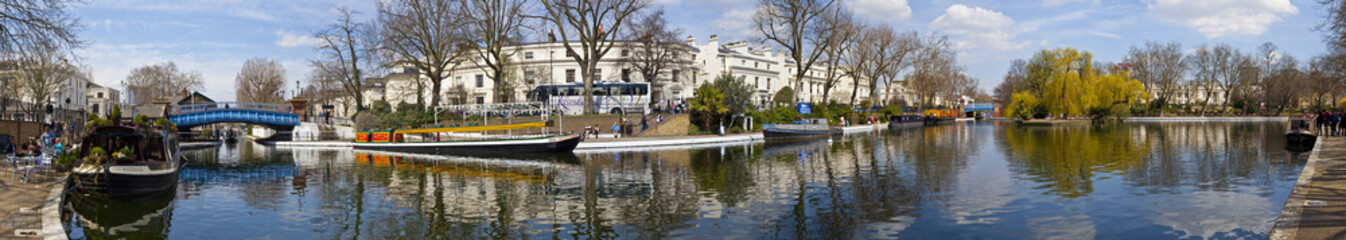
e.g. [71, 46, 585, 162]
[690, 83, 727, 130]
[773, 86, 795, 107]
[712, 72, 753, 114]
[1005, 92, 1038, 120]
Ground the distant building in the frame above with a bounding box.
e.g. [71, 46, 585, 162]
[86, 83, 122, 117]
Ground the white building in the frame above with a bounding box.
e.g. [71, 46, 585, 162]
[367, 35, 873, 114]
[86, 83, 122, 117]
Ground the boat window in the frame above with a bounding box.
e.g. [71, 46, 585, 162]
[141, 136, 165, 162]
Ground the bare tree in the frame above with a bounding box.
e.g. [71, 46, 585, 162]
[907, 36, 958, 107]
[0, 0, 85, 54]
[994, 59, 1027, 105]
[1187, 44, 1223, 116]
[379, 0, 466, 108]
[14, 44, 75, 121]
[463, 0, 529, 103]
[235, 58, 287, 103]
[537, 0, 649, 114]
[122, 62, 203, 105]
[753, 0, 833, 103]
[1125, 41, 1188, 116]
[1210, 45, 1251, 114]
[817, 7, 859, 104]
[1262, 54, 1303, 115]
[313, 7, 380, 112]
[849, 25, 917, 108]
[621, 8, 689, 102]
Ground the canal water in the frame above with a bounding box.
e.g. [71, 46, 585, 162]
[61, 121, 1305, 239]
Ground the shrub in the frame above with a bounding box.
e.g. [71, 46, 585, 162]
[1005, 92, 1039, 120]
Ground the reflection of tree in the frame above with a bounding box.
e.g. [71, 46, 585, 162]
[1124, 122, 1294, 193]
[1001, 125, 1150, 198]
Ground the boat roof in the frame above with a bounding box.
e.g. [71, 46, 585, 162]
[87, 126, 152, 137]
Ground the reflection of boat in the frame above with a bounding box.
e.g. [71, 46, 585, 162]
[763, 118, 842, 140]
[888, 115, 923, 129]
[1286, 119, 1316, 152]
[71, 125, 185, 197]
[223, 136, 238, 144]
[353, 121, 581, 154]
[67, 187, 176, 239]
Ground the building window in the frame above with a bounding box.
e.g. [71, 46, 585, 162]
[565, 50, 574, 57]
[475, 74, 484, 88]
[455, 76, 462, 85]
[621, 68, 630, 82]
[621, 49, 629, 57]
[525, 71, 536, 84]
[767, 78, 771, 89]
[91, 104, 99, 115]
[671, 70, 680, 82]
[476, 97, 485, 104]
[755, 77, 760, 89]
[566, 69, 576, 83]
[525, 52, 534, 59]
[97, 92, 103, 98]
[593, 69, 602, 82]
[754, 62, 758, 68]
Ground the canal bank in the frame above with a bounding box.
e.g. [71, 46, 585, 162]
[1273, 137, 1346, 239]
[0, 170, 68, 240]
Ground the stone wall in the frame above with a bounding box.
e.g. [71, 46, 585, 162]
[0, 120, 42, 141]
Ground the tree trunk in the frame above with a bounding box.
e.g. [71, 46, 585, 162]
[582, 64, 595, 114]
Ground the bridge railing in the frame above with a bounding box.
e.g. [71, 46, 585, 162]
[174, 102, 293, 114]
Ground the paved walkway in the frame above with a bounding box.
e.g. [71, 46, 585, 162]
[1274, 137, 1346, 239]
[0, 168, 65, 239]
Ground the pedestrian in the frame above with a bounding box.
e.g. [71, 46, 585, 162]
[657, 113, 663, 124]
[641, 114, 648, 132]
[612, 122, 621, 138]
[1317, 111, 1326, 135]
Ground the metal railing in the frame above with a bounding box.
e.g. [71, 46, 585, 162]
[174, 102, 293, 114]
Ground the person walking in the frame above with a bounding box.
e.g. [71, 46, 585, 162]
[1316, 111, 1326, 135]
[612, 122, 621, 139]
[641, 114, 648, 132]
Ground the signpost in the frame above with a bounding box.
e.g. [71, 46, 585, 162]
[797, 103, 812, 115]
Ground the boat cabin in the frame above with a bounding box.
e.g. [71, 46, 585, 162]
[78, 126, 177, 168]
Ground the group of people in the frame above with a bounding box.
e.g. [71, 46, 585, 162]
[653, 101, 687, 114]
[580, 113, 661, 140]
[1315, 111, 1346, 136]
[3, 128, 65, 158]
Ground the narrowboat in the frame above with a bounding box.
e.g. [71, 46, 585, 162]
[71, 124, 185, 197]
[763, 118, 842, 139]
[352, 120, 581, 154]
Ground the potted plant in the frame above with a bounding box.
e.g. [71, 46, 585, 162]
[112, 147, 135, 162]
[84, 147, 107, 167]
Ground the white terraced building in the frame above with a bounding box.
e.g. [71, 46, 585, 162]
[357, 35, 895, 115]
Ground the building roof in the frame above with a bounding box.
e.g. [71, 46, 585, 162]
[177, 91, 215, 105]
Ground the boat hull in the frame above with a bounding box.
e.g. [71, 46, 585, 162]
[888, 121, 923, 129]
[72, 164, 183, 198]
[352, 134, 582, 154]
[1286, 129, 1317, 152]
[763, 128, 842, 139]
[925, 117, 956, 126]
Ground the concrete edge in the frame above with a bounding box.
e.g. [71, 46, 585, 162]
[40, 177, 68, 240]
[1271, 136, 1325, 240]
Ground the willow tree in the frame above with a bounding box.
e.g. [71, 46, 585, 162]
[1036, 48, 1095, 117]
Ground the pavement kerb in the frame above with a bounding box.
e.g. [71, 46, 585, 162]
[1271, 136, 1325, 240]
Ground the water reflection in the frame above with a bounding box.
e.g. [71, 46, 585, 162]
[62, 122, 1304, 239]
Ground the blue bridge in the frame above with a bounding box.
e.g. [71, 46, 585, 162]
[168, 102, 300, 132]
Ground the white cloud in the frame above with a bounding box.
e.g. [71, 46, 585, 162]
[930, 4, 1025, 51]
[1042, 0, 1099, 7]
[851, 0, 911, 24]
[275, 31, 324, 48]
[712, 9, 758, 41]
[1020, 9, 1093, 32]
[1148, 0, 1298, 38]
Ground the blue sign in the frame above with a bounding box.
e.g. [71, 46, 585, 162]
[797, 103, 812, 114]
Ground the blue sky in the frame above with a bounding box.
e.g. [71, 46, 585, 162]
[76, 0, 1328, 101]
